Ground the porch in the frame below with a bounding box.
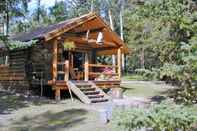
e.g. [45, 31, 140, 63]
[42, 13, 128, 101]
[48, 45, 123, 100]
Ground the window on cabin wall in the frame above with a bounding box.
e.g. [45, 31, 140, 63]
[0, 52, 9, 65]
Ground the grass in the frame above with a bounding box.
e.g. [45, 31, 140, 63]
[122, 74, 144, 81]
[121, 82, 171, 98]
[0, 82, 175, 131]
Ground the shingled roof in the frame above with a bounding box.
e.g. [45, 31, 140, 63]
[11, 13, 96, 42]
[6, 12, 129, 53]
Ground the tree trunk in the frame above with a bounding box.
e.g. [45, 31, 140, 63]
[5, 0, 9, 35]
[140, 47, 145, 69]
[108, 9, 114, 31]
[119, 1, 124, 41]
[108, 8, 116, 69]
[90, 0, 94, 12]
[119, 0, 125, 73]
[37, 0, 41, 22]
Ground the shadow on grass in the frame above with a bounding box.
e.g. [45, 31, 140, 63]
[150, 95, 166, 103]
[0, 91, 52, 115]
[120, 86, 134, 93]
[0, 91, 29, 115]
[150, 88, 177, 103]
[12, 109, 88, 131]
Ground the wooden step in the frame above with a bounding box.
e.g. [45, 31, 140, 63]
[91, 98, 108, 103]
[76, 84, 92, 88]
[80, 87, 96, 92]
[84, 90, 100, 95]
[68, 81, 109, 104]
[87, 94, 104, 99]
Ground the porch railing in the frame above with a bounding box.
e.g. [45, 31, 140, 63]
[86, 64, 120, 81]
[57, 60, 69, 81]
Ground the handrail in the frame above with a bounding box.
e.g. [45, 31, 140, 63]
[57, 62, 65, 65]
[88, 64, 118, 68]
[89, 72, 118, 76]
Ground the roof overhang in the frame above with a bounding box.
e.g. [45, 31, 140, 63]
[11, 12, 129, 54]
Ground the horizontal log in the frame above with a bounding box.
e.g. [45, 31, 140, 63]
[88, 64, 118, 68]
[0, 73, 25, 77]
[10, 58, 26, 63]
[10, 51, 26, 56]
[10, 65, 25, 70]
[0, 76, 25, 81]
[10, 54, 26, 59]
[0, 65, 9, 69]
[89, 72, 118, 76]
[0, 81, 29, 86]
[0, 69, 25, 73]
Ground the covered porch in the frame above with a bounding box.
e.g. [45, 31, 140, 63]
[46, 13, 128, 100]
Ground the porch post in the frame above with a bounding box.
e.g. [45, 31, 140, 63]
[117, 48, 122, 80]
[64, 60, 69, 81]
[84, 52, 89, 81]
[112, 54, 116, 72]
[52, 39, 58, 83]
[52, 39, 60, 100]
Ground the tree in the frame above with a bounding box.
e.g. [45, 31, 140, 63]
[124, 0, 197, 103]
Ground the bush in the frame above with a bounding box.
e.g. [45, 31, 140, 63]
[135, 68, 160, 80]
[111, 102, 197, 131]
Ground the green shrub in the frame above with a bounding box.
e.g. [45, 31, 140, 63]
[135, 68, 160, 80]
[111, 102, 197, 131]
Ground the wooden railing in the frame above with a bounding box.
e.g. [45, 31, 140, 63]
[87, 64, 120, 81]
[57, 60, 69, 81]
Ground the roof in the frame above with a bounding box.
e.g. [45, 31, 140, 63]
[10, 12, 129, 53]
[11, 13, 96, 42]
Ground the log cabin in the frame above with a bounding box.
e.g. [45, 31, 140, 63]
[0, 12, 129, 103]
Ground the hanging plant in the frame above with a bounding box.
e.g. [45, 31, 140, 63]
[63, 40, 75, 50]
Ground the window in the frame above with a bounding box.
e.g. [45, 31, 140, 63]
[0, 53, 9, 65]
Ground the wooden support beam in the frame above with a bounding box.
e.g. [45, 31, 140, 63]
[55, 88, 61, 101]
[63, 36, 117, 48]
[96, 48, 118, 56]
[64, 60, 69, 81]
[52, 39, 60, 101]
[122, 53, 125, 73]
[52, 39, 58, 83]
[84, 52, 89, 81]
[117, 48, 121, 80]
[68, 27, 105, 36]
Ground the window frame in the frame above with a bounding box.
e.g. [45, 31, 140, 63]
[0, 51, 9, 66]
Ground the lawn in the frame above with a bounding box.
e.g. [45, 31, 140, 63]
[0, 81, 175, 131]
[122, 74, 144, 81]
[121, 82, 173, 98]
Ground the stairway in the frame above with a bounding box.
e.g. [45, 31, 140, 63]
[67, 81, 110, 104]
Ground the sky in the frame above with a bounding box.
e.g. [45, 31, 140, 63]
[28, 0, 64, 11]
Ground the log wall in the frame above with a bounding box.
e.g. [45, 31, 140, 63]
[0, 49, 29, 93]
[30, 43, 52, 86]
[0, 43, 52, 93]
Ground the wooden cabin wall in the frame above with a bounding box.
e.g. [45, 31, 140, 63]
[30, 43, 52, 87]
[0, 49, 29, 93]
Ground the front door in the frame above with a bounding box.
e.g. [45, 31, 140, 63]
[70, 52, 85, 80]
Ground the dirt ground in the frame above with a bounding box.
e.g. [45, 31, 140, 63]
[0, 81, 174, 131]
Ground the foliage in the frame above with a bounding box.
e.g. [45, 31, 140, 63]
[135, 68, 160, 80]
[124, 0, 197, 104]
[63, 41, 75, 50]
[112, 101, 197, 131]
[3, 0, 196, 104]
[7, 40, 37, 50]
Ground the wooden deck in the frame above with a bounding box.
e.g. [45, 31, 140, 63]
[48, 80, 121, 90]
